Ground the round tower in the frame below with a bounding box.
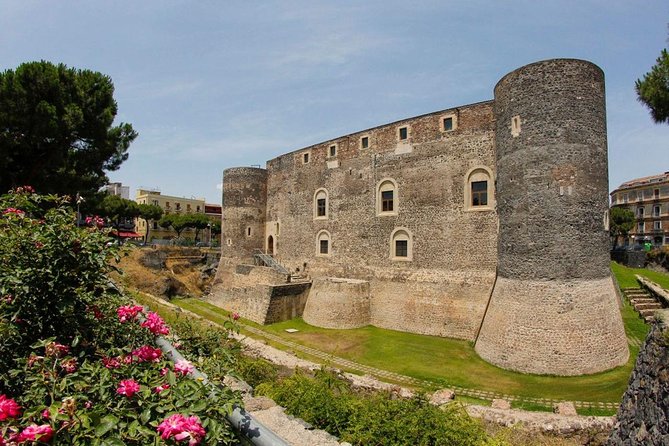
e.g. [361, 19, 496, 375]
[221, 167, 267, 263]
[475, 59, 629, 375]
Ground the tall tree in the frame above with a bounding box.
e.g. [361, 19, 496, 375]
[138, 203, 163, 243]
[183, 213, 211, 242]
[0, 61, 137, 197]
[610, 207, 635, 248]
[636, 48, 669, 124]
[98, 195, 140, 230]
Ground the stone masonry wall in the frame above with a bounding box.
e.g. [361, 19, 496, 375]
[303, 277, 371, 329]
[608, 309, 669, 445]
[263, 101, 498, 340]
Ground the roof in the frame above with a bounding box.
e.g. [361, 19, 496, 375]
[612, 172, 669, 194]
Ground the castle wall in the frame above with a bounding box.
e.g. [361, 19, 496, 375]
[475, 59, 629, 375]
[303, 277, 371, 329]
[264, 101, 498, 340]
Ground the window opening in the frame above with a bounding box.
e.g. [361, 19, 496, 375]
[398, 126, 408, 141]
[395, 240, 408, 257]
[320, 239, 329, 254]
[443, 117, 453, 131]
[317, 198, 326, 217]
[382, 190, 394, 212]
[361, 136, 369, 149]
[303, 153, 309, 164]
[471, 181, 488, 206]
[329, 145, 336, 157]
[654, 205, 661, 217]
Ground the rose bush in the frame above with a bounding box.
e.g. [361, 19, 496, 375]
[0, 189, 240, 445]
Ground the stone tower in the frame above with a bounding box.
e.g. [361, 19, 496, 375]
[475, 59, 629, 375]
[221, 167, 267, 263]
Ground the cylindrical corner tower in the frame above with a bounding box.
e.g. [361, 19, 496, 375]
[221, 167, 267, 263]
[475, 59, 629, 375]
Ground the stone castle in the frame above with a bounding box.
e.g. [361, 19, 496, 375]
[211, 59, 629, 376]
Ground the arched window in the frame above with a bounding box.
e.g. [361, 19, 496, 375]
[464, 167, 494, 211]
[390, 228, 413, 261]
[316, 230, 331, 256]
[376, 178, 398, 216]
[313, 188, 329, 220]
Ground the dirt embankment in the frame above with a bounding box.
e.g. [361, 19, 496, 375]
[111, 246, 218, 298]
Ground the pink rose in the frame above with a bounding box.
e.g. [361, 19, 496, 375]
[232, 312, 240, 321]
[174, 360, 194, 376]
[153, 384, 170, 394]
[17, 424, 53, 443]
[157, 414, 206, 445]
[116, 379, 140, 398]
[102, 356, 122, 369]
[117, 305, 144, 323]
[0, 395, 21, 421]
[132, 345, 163, 363]
[141, 312, 169, 335]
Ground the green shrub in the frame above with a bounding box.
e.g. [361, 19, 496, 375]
[235, 356, 278, 388]
[257, 368, 504, 446]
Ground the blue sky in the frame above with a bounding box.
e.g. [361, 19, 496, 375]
[1, 1, 668, 203]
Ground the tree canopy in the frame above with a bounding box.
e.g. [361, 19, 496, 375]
[0, 61, 137, 198]
[138, 203, 163, 243]
[98, 195, 140, 229]
[636, 48, 669, 124]
[610, 207, 635, 248]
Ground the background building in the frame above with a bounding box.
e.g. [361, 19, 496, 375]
[135, 189, 205, 242]
[610, 172, 669, 248]
[104, 182, 130, 199]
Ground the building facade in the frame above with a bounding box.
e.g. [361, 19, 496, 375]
[104, 182, 130, 200]
[134, 189, 207, 242]
[610, 172, 669, 248]
[212, 59, 629, 376]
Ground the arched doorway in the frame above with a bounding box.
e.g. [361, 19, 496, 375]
[267, 235, 274, 255]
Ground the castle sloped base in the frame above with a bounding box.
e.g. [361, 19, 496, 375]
[475, 276, 629, 376]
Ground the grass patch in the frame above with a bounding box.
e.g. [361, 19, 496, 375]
[576, 406, 617, 417]
[172, 299, 633, 404]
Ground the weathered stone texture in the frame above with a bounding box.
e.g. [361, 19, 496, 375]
[476, 277, 628, 375]
[475, 59, 628, 375]
[608, 310, 669, 445]
[302, 277, 371, 329]
[221, 167, 267, 263]
[209, 264, 308, 324]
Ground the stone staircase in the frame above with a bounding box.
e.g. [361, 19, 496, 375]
[623, 287, 664, 323]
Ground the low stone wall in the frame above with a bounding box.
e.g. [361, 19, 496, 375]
[303, 277, 371, 329]
[209, 263, 309, 324]
[611, 251, 646, 268]
[607, 309, 669, 445]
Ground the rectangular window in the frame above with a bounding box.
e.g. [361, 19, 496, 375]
[655, 221, 662, 230]
[443, 117, 453, 131]
[471, 181, 488, 206]
[329, 145, 336, 157]
[303, 153, 309, 164]
[655, 188, 661, 199]
[381, 190, 394, 212]
[196, 205, 201, 213]
[639, 222, 645, 233]
[165, 202, 170, 208]
[175, 203, 181, 211]
[623, 193, 628, 203]
[398, 126, 408, 141]
[320, 239, 329, 254]
[247, 227, 252, 236]
[317, 198, 326, 217]
[361, 136, 369, 149]
[395, 240, 408, 257]
[186, 204, 191, 212]
[654, 205, 661, 217]
[638, 207, 645, 217]
[152, 200, 159, 206]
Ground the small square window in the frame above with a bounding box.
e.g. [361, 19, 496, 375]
[175, 203, 181, 211]
[303, 153, 310, 164]
[361, 136, 369, 149]
[395, 240, 408, 257]
[443, 117, 453, 131]
[320, 239, 329, 254]
[329, 145, 336, 157]
[398, 126, 408, 141]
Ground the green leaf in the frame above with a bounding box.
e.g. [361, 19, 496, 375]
[95, 414, 119, 437]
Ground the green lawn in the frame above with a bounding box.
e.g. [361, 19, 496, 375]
[136, 263, 666, 408]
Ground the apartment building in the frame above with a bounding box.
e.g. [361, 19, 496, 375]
[610, 172, 669, 248]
